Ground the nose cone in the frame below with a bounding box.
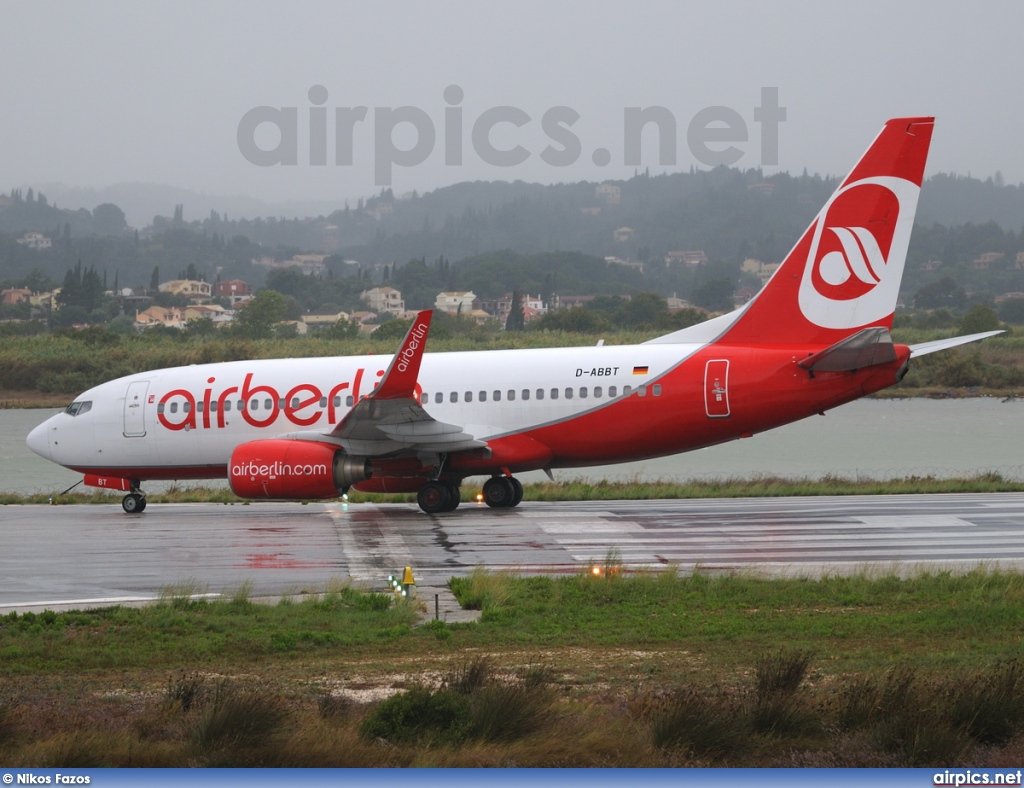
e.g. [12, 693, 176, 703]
[26, 419, 52, 461]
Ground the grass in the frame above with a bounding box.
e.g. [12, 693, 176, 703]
[4, 473, 1024, 507]
[5, 568, 1024, 765]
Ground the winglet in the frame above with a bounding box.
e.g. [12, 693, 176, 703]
[370, 310, 432, 400]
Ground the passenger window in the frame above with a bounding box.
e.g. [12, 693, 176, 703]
[653, 384, 662, 396]
[536, 389, 544, 400]
[550, 388, 559, 400]
[346, 395, 354, 406]
[197, 402, 204, 412]
[580, 387, 588, 398]
[291, 398, 299, 408]
[183, 402, 192, 413]
[522, 389, 530, 401]
[320, 397, 327, 408]
[508, 390, 516, 401]
[638, 385, 646, 397]
[420, 393, 428, 404]
[479, 391, 487, 402]
[565, 388, 573, 400]
[278, 399, 285, 409]
[265, 399, 273, 410]
[224, 400, 232, 412]
[210, 402, 218, 412]
[594, 386, 602, 397]
[170, 402, 178, 414]
[157, 403, 164, 414]
[465, 391, 473, 402]
[623, 386, 632, 396]
[493, 390, 502, 402]
[435, 392, 443, 404]
[450, 392, 458, 403]
[237, 400, 245, 411]
[609, 386, 617, 397]
[250, 400, 258, 410]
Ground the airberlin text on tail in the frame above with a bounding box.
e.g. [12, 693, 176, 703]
[724, 117, 934, 347]
[369, 310, 432, 400]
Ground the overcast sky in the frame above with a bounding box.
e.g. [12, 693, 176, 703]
[3, 0, 1023, 212]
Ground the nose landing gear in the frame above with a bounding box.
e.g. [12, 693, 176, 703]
[121, 480, 147, 513]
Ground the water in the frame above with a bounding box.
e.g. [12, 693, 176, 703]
[3, 399, 1023, 496]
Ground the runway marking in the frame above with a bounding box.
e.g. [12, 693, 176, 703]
[324, 504, 413, 582]
[2, 593, 221, 610]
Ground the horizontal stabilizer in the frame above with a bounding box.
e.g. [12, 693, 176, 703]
[909, 330, 1005, 357]
[797, 327, 897, 373]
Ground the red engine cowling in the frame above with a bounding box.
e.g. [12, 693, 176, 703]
[228, 439, 371, 500]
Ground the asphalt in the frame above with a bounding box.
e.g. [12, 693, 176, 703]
[4, 493, 1024, 613]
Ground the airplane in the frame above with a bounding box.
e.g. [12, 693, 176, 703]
[27, 117, 1002, 515]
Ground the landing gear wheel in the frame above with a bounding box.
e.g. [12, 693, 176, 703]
[122, 493, 145, 514]
[442, 482, 461, 512]
[483, 476, 516, 508]
[509, 477, 523, 508]
[417, 481, 451, 514]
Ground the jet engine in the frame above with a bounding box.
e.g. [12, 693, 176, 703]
[228, 439, 371, 500]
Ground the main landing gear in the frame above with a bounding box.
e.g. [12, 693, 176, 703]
[482, 476, 523, 509]
[415, 475, 524, 514]
[416, 481, 462, 514]
[121, 481, 147, 514]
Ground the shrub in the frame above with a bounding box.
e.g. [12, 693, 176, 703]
[358, 686, 470, 746]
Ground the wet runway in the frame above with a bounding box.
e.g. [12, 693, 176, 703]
[4, 493, 1024, 612]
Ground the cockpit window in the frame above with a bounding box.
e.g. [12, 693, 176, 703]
[64, 401, 92, 417]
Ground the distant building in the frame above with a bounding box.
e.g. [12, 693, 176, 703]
[301, 311, 350, 327]
[613, 227, 634, 243]
[1, 288, 32, 305]
[1016, 252, 1024, 270]
[215, 279, 252, 305]
[158, 279, 213, 302]
[361, 286, 405, 315]
[741, 258, 780, 285]
[135, 306, 185, 329]
[918, 260, 942, 272]
[16, 232, 51, 250]
[605, 256, 644, 273]
[973, 252, 1005, 270]
[666, 250, 706, 268]
[435, 291, 477, 315]
[596, 183, 621, 205]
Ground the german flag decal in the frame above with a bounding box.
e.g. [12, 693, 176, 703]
[632, 365, 649, 375]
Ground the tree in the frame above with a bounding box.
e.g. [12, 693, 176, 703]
[960, 303, 1001, 334]
[915, 277, 967, 310]
[232, 289, 288, 338]
[505, 289, 525, 331]
[150, 266, 160, 292]
[691, 277, 736, 312]
[92, 203, 128, 236]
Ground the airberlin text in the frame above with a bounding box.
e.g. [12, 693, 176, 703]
[155, 368, 413, 432]
[396, 322, 428, 373]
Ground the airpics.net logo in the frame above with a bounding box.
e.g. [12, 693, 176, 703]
[237, 86, 786, 186]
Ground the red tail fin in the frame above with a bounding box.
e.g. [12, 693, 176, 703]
[722, 117, 934, 346]
[370, 310, 431, 400]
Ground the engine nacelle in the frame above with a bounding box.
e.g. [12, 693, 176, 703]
[228, 439, 371, 500]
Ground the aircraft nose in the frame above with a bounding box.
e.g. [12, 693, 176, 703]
[26, 420, 52, 461]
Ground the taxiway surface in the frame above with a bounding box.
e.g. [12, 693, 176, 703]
[4, 494, 1024, 612]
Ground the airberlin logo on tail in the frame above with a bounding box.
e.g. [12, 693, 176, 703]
[396, 321, 428, 373]
[798, 176, 919, 330]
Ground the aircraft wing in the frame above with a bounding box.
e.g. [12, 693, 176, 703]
[327, 310, 487, 455]
[909, 330, 1004, 357]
